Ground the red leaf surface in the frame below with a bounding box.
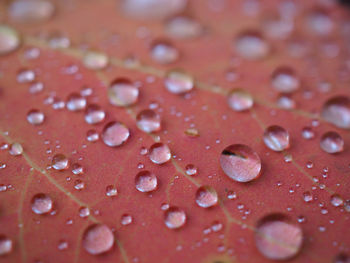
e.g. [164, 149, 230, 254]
[0, 0, 349, 262]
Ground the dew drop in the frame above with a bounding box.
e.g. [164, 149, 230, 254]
[136, 109, 161, 133]
[135, 170, 158, 192]
[306, 9, 333, 36]
[66, 93, 86, 111]
[101, 121, 130, 147]
[165, 70, 194, 94]
[185, 128, 199, 137]
[83, 51, 108, 70]
[164, 207, 186, 229]
[74, 179, 85, 190]
[151, 40, 179, 64]
[31, 193, 53, 214]
[82, 224, 114, 255]
[0, 25, 20, 55]
[8, 0, 55, 23]
[320, 131, 344, 154]
[149, 143, 171, 164]
[277, 95, 296, 109]
[17, 69, 35, 83]
[227, 89, 253, 111]
[106, 185, 118, 197]
[86, 130, 99, 142]
[271, 66, 300, 93]
[85, 105, 106, 124]
[72, 163, 84, 175]
[185, 164, 197, 176]
[301, 126, 315, 140]
[321, 96, 350, 129]
[166, 16, 203, 39]
[0, 236, 12, 256]
[195, 186, 218, 208]
[9, 142, 23, 156]
[263, 125, 290, 152]
[330, 194, 344, 207]
[220, 144, 261, 182]
[235, 31, 269, 60]
[79, 206, 90, 218]
[303, 191, 313, 203]
[27, 109, 45, 125]
[255, 215, 303, 260]
[29, 82, 44, 94]
[108, 78, 139, 107]
[52, 154, 69, 170]
[121, 214, 133, 225]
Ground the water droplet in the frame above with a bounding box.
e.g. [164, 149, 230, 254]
[320, 131, 344, 154]
[74, 179, 85, 190]
[185, 128, 199, 137]
[195, 186, 218, 208]
[72, 163, 84, 175]
[235, 31, 269, 60]
[255, 215, 303, 260]
[82, 224, 114, 255]
[136, 109, 161, 133]
[86, 130, 99, 142]
[79, 206, 90, 218]
[185, 164, 197, 176]
[0, 25, 20, 55]
[135, 170, 158, 192]
[220, 144, 261, 182]
[303, 191, 313, 203]
[83, 51, 108, 70]
[321, 96, 350, 129]
[17, 69, 35, 83]
[52, 154, 69, 170]
[85, 105, 105, 124]
[31, 193, 53, 214]
[149, 143, 171, 164]
[277, 95, 296, 109]
[27, 109, 45, 125]
[164, 207, 186, 229]
[165, 70, 194, 94]
[66, 93, 86, 111]
[307, 9, 333, 36]
[121, 214, 133, 225]
[0, 236, 12, 256]
[263, 125, 290, 152]
[301, 126, 315, 140]
[334, 253, 350, 263]
[101, 121, 130, 147]
[58, 240, 68, 250]
[106, 185, 118, 197]
[271, 66, 299, 93]
[166, 16, 203, 39]
[9, 142, 23, 156]
[227, 89, 253, 111]
[330, 194, 343, 207]
[108, 78, 139, 107]
[9, 0, 55, 22]
[29, 82, 44, 94]
[151, 40, 179, 64]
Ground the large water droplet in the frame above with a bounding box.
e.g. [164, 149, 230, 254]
[227, 89, 253, 111]
[164, 207, 186, 229]
[255, 215, 303, 260]
[320, 131, 344, 154]
[263, 125, 290, 152]
[31, 193, 53, 214]
[151, 40, 179, 64]
[165, 70, 194, 94]
[108, 78, 139, 107]
[220, 144, 261, 182]
[0, 25, 20, 55]
[136, 109, 161, 133]
[0, 236, 12, 256]
[271, 67, 300, 93]
[102, 121, 130, 147]
[52, 154, 69, 170]
[27, 109, 45, 125]
[149, 143, 171, 164]
[82, 224, 114, 255]
[66, 93, 86, 111]
[85, 105, 105, 124]
[235, 31, 269, 60]
[135, 170, 158, 192]
[8, 0, 55, 22]
[83, 51, 108, 70]
[195, 186, 218, 208]
[321, 96, 350, 129]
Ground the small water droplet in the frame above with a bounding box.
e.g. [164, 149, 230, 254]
[83, 51, 108, 70]
[29, 82, 44, 94]
[9, 142, 23, 156]
[108, 78, 139, 107]
[185, 128, 199, 137]
[136, 109, 161, 133]
[72, 163, 84, 175]
[31, 193, 53, 214]
[86, 130, 99, 142]
[303, 191, 313, 203]
[195, 186, 218, 208]
[101, 121, 130, 147]
[166, 16, 203, 39]
[185, 164, 197, 176]
[320, 131, 344, 154]
[165, 70, 194, 94]
[17, 69, 35, 83]
[79, 206, 90, 218]
[74, 179, 85, 190]
[263, 125, 290, 152]
[330, 194, 344, 207]
[227, 89, 253, 111]
[52, 154, 69, 170]
[66, 93, 86, 111]
[121, 214, 133, 225]
[235, 31, 269, 60]
[0, 235, 12, 256]
[164, 207, 186, 229]
[277, 95, 296, 109]
[321, 96, 350, 129]
[85, 105, 105, 124]
[271, 66, 299, 93]
[301, 126, 315, 140]
[149, 143, 171, 164]
[9, 0, 55, 22]
[0, 25, 20, 55]
[106, 185, 118, 197]
[151, 40, 179, 64]
[27, 109, 45, 125]
[135, 170, 158, 192]
[220, 144, 261, 182]
[82, 224, 114, 255]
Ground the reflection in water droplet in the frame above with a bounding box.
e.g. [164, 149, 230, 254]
[321, 96, 350, 129]
[301, 126, 315, 140]
[185, 164, 197, 176]
[330, 194, 344, 207]
[66, 93, 86, 111]
[0, 235, 12, 256]
[9, 0, 55, 22]
[9, 142, 23, 156]
[227, 89, 253, 111]
[195, 186, 218, 208]
[303, 191, 313, 203]
[121, 214, 133, 225]
[220, 144, 261, 182]
[83, 51, 108, 70]
[263, 125, 290, 152]
[320, 131, 344, 154]
[255, 215, 303, 260]
[108, 78, 139, 107]
[235, 31, 269, 60]
[85, 105, 105, 124]
[106, 185, 118, 197]
[86, 130, 99, 142]
[82, 224, 114, 255]
[164, 207, 186, 229]
[271, 67, 299, 93]
[79, 206, 90, 218]
[151, 40, 179, 64]
[135, 170, 158, 192]
[165, 70, 194, 94]
[74, 179, 85, 190]
[136, 109, 161, 133]
[166, 16, 203, 39]
[0, 25, 20, 55]
[17, 69, 35, 83]
[31, 193, 53, 214]
[72, 163, 84, 175]
[27, 109, 45, 125]
[149, 143, 171, 164]
[52, 154, 69, 170]
[101, 121, 130, 147]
